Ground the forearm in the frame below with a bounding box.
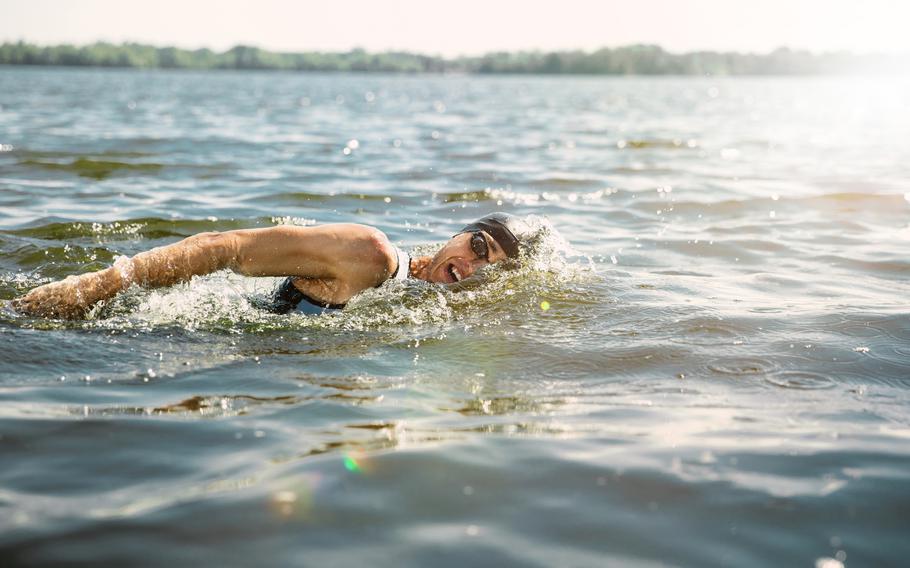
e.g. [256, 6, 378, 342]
[14, 232, 237, 319]
[123, 232, 237, 288]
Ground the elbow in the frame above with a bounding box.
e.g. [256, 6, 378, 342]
[366, 229, 399, 281]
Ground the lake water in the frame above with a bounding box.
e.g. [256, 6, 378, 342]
[1, 67, 909, 567]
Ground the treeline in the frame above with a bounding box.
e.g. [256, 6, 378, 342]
[0, 41, 893, 75]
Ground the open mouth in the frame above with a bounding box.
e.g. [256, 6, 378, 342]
[447, 264, 463, 282]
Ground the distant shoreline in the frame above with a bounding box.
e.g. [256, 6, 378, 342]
[0, 41, 903, 75]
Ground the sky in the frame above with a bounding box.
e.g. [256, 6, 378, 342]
[2, 0, 909, 56]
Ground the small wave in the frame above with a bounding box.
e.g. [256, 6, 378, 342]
[442, 151, 498, 161]
[671, 316, 748, 346]
[616, 139, 698, 150]
[438, 187, 615, 206]
[19, 158, 163, 180]
[2, 217, 303, 242]
[528, 176, 604, 189]
[69, 394, 304, 419]
[707, 357, 778, 377]
[256, 191, 410, 207]
[765, 371, 836, 390]
[14, 149, 156, 159]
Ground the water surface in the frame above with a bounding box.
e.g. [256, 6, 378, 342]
[1, 68, 909, 567]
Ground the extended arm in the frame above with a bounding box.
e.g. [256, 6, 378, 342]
[12, 223, 396, 319]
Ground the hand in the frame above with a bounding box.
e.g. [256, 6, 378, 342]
[12, 268, 123, 319]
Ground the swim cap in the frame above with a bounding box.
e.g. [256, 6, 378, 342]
[457, 212, 532, 259]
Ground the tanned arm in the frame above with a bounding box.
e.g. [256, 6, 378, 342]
[12, 223, 397, 319]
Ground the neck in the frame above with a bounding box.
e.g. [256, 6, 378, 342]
[409, 256, 432, 281]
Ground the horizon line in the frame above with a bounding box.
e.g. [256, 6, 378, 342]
[3, 39, 906, 59]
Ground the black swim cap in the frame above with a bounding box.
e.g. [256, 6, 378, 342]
[457, 212, 532, 259]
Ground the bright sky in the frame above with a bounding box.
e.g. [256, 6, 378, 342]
[2, 0, 909, 56]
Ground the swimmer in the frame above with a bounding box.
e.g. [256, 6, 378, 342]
[12, 212, 533, 319]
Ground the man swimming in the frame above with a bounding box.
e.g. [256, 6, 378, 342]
[12, 212, 533, 319]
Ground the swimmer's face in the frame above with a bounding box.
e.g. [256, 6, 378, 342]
[426, 231, 508, 284]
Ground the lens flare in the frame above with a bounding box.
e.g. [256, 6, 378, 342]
[344, 455, 361, 472]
